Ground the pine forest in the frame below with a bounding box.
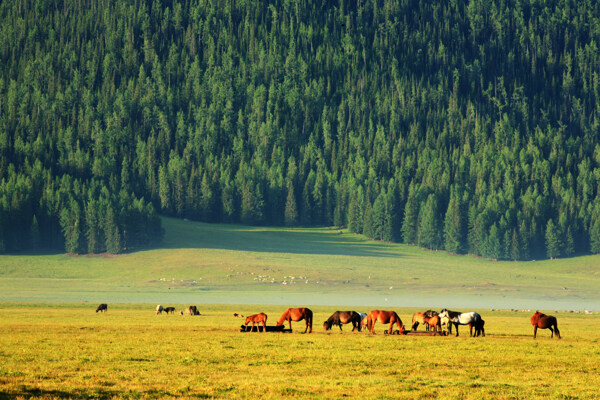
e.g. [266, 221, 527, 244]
[2, 0, 600, 260]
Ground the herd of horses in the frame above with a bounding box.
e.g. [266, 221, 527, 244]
[95, 303, 561, 339]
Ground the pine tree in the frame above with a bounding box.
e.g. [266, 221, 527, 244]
[284, 181, 298, 226]
[443, 192, 464, 253]
[418, 195, 440, 250]
[401, 186, 418, 244]
[545, 219, 561, 259]
[589, 218, 600, 254]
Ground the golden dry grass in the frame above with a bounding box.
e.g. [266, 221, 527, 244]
[0, 304, 598, 399]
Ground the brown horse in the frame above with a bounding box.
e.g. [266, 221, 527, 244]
[425, 315, 441, 332]
[245, 313, 268, 332]
[411, 312, 427, 331]
[468, 318, 485, 337]
[323, 311, 362, 332]
[367, 310, 405, 334]
[276, 308, 313, 333]
[531, 311, 561, 339]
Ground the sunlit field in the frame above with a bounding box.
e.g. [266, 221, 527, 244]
[0, 304, 598, 399]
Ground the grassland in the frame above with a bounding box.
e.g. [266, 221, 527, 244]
[1, 217, 600, 310]
[0, 303, 598, 399]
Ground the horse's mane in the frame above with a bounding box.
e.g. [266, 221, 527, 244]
[276, 308, 290, 325]
[531, 311, 545, 325]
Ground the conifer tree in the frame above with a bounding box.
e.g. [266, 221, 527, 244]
[545, 219, 561, 259]
[284, 181, 298, 226]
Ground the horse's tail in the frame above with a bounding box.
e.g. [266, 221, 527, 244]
[554, 319, 561, 339]
[306, 309, 313, 330]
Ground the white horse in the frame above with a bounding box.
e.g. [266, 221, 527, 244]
[438, 309, 482, 337]
[156, 304, 164, 315]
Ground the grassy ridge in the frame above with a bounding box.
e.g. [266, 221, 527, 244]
[0, 304, 598, 399]
[1, 217, 600, 309]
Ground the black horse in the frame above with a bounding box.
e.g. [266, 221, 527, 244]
[96, 303, 107, 313]
[323, 311, 362, 332]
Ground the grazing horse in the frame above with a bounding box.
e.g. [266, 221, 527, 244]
[276, 308, 313, 333]
[96, 303, 107, 313]
[426, 315, 441, 332]
[438, 309, 482, 337]
[366, 310, 405, 334]
[323, 311, 362, 332]
[156, 305, 164, 315]
[411, 312, 427, 331]
[245, 313, 268, 332]
[164, 307, 175, 314]
[531, 311, 561, 339]
[186, 305, 200, 315]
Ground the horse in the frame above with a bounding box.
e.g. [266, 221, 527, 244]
[186, 305, 200, 316]
[276, 308, 313, 333]
[156, 305, 164, 315]
[323, 311, 362, 332]
[366, 310, 405, 334]
[164, 307, 175, 314]
[359, 313, 369, 331]
[531, 311, 561, 339]
[96, 303, 107, 313]
[438, 309, 482, 337]
[245, 313, 268, 332]
[425, 314, 441, 332]
[469, 318, 485, 337]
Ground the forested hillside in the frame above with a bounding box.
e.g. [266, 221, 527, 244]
[2, 0, 600, 259]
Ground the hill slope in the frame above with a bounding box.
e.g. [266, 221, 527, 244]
[1, 217, 599, 309]
[3, 1, 600, 260]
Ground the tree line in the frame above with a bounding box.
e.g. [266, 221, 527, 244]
[2, 0, 600, 259]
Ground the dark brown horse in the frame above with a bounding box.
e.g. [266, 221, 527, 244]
[96, 303, 107, 313]
[276, 308, 313, 333]
[245, 313, 268, 332]
[531, 311, 561, 339]
[164, 307, 175, 314]
[469, 318, 485, 337]
[323, 311, 362, 332]
[366, 310, 405, 334]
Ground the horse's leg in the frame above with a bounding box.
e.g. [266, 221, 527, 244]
[455, 323, 459, 337]
[549, 326, 554, 338]
[533, 325, 537, 339]
[469, 324, 473, 337]
[555, 324, 561, 339]
[262, 320, 266, 333]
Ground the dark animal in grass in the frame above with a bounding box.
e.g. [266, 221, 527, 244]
[96, 303, 107, 313]
[276, 308, 313, 333]
[245, 313, 268, 332]
[164, 307, 175, 314]
[186, 305, 200, 316]
[323, 311, 362, 332]
[531, 311, 561, 339]
[366, 310, 405, 334]
[469, 318, 486, 337]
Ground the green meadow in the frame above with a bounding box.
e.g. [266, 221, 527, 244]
[0, 304, 598, 399]
[1, 217, 600, 310]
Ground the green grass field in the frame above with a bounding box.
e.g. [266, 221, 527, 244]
[1, 217, 600, 310]
[0, 303, 598, 399]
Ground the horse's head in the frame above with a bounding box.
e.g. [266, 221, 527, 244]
[323, 321, 331, 331]
[244, 316, 252, 325]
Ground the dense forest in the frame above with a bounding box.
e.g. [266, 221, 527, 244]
[1, 0, 600, 259]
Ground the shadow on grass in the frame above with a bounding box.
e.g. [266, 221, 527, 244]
[160, 219, 405, 258]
